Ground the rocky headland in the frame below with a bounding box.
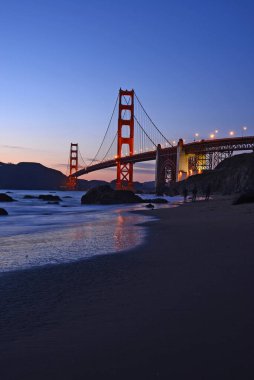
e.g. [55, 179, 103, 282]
[168, 152, 254, 196]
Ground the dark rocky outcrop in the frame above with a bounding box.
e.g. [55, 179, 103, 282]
[0, 193, 15, 202]
[23, 195, 38, 199]
[145, 203, 154, 209]
[38, 195, 61, 202]
[104, 191, 143, 204]
[168, 153, 254, 196]
[81, 185, 143, 205]
[81, 185, 167, 205]
[0, 208, 8, 215]
[81, 185, 112, 204]
[232, 192, 254, 205]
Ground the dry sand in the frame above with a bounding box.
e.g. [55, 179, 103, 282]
[0, 197, 254, 379]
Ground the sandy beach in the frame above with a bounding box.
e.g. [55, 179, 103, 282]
[1, 197, 254, 379]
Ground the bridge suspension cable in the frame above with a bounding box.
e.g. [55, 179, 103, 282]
[87, 93, 119, 167]
[76, 89, 174, 171]
[93, 93, 133, 163]
[133, 115, 157, 148]
[78, 146, 87, 168]
[100, 132, 117, 162]
[134, 92, 173, 149]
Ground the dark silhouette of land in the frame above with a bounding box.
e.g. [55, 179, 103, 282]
[169, 152, 254, 196]
[0, 197, 254, 379]
[0, 162, 155, 191]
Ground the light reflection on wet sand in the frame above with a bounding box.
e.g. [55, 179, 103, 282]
[0, 209, 152, 273]
[0, 190, 180, 273]
[113, 212, 141, 251]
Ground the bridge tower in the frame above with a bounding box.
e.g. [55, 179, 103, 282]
[116, 89, 135, 191]
[66, 143, 78, 190]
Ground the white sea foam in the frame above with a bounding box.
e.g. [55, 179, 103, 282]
[0, 190, 181, 273]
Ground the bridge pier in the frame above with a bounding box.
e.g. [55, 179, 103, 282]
[155, 144, 177, 194]
[155, 144, 164, 195]
[66, 143, 78, 190]
[155, 138, 194, 194]
[116, 89, 135, 191]
[176, 138, 189, 181]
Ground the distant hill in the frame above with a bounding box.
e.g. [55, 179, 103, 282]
[168, 153, 254, 195]
[0, 162, 108, 190]
[0, 162, 155, 191]
[0, 162, 67, 190]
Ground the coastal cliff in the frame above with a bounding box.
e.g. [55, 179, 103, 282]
[169, 152, 254, 195]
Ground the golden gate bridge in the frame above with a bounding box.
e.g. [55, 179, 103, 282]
[66, 89, 254, 193]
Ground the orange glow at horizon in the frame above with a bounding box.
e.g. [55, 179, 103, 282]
[1, 148, 155, 183]
[76, 169, 155, 183]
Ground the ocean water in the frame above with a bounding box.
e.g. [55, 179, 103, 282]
[0, 190, 182, 273]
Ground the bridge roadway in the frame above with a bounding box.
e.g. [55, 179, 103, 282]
[72, 136, 254, 178]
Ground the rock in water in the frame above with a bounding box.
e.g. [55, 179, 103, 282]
[0, 193, 15, 202]
[145, 203, 154, 209]
[81, 185, 113, 204]
[81, 185, 143, 204]
[102, 190, 144, 204]
[0, 208, 8, 215]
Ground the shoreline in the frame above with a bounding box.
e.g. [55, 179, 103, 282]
[0, 200, 156, 273]
[0, 200, 174, 276]
[1, 197, 254, 379]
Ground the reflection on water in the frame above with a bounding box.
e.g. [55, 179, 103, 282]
[113, 212, 140, 252]
[0, 189, 180, 273]
[0, 207, 151, 273]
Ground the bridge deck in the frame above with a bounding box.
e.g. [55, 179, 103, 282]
[72, 136, 254, 178]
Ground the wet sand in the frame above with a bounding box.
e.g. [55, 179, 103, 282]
[1, 197, 254, 379]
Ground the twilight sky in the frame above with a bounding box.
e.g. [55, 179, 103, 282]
[0, 0, 253, 182]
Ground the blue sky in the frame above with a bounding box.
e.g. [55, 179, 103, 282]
[0, 0, 253, 181]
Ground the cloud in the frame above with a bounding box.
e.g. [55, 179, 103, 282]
[132, 167, 155, 175]
[1, 145, 48, 152]
[134, 162, 155, 170]
[55, 163, 86, 170]
[55, 163, 68, 168]
[1, 144, 31, 150]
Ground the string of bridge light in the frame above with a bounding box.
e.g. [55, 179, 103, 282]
[134, 92, 173, 149]
[193, 126, 248, 141]
[80, 92, 250, 165]
[169, 125, 249, 146]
